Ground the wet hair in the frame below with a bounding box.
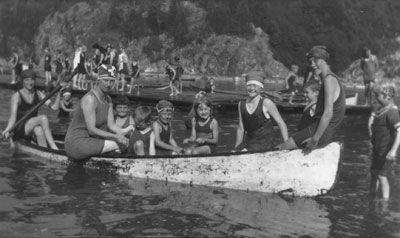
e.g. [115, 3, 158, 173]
[374, 80, 396, 99]
[134, 106, 152, 130]
[302, 81, 320, 93]
[194, 97, 213, 119]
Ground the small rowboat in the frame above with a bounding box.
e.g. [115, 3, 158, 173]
[14, 140, 342, 197]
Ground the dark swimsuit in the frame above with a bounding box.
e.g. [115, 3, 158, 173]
[237, 98, 274, 152]
[194, 117, 217, 153]
[297, 103, 317, 131]
[13, 90, 40, 141]
[155, 120, 172, 155]
[44, 54, 52, 72]
[127, 129, 152, 156]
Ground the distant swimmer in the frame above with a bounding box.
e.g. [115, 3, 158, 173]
[361, 47, 379, 106]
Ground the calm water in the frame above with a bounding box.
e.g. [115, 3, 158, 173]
[0, 85, 400, 238]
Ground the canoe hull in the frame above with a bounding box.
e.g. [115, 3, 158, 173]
[15, 141, 342, 197]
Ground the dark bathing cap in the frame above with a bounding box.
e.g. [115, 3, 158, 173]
[156, 100, 174, 112]
[113, 95, 130, 106]
[307, 45, 329, 61]
[21, 69, 36, 80]
[98, 64, 117, 80]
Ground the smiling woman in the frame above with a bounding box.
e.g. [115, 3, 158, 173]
[64, 65, 130, 160]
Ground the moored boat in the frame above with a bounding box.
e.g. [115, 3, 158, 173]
[14, 140, 342, 197]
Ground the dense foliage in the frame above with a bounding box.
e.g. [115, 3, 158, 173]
[1, 0, 400, 75]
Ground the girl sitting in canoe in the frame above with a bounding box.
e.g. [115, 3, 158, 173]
[113, 95, 135, 137]
[127, 106, 155, 156]
[297, 80, 320, 131]
[152, 100, 184, 155]
[65, 65, 129, 160]
[185, 91, 206, 129]
[234, 71, 289, 152]
[1, 69, 60, 149]
[183, 97, 219, 155]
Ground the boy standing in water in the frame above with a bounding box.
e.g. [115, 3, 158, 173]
[369, 80, 400, 200]
[234, 71, 288, 152]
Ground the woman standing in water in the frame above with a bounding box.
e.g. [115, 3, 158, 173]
[65, 65, 129, 160]
[1, 69, 59, 149]
[278, 45, 346, 153]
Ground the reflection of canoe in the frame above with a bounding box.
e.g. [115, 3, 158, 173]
[14, 140, 342, 197]
[124, 178, 331, 237]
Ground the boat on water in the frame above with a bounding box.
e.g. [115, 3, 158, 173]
[14, 139, 342, 197]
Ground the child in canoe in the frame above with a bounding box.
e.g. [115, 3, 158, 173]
[113, 95, 135, 137]
[57, 87, 75, 123]
[185, 91, 207, 129]
[234, 71, 288, 152]
[183, 97, 219, 155]
[297, 80, 320, 131]
[368, 80, 400, 200]
[127, 106, 155, 156]
[152, 100, 184, 155]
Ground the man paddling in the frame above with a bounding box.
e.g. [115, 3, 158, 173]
[278, 45, 346, 153]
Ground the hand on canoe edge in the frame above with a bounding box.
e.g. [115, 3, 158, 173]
[301, 137, 319, 155]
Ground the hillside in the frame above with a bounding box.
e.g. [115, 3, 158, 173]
[2, 0, 400, 79]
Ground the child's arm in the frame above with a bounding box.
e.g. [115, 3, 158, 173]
[149, 132, 155, 156]
[152, 122, 182, 153]
[60, 100, 75, 112]
[234, 102, 245, 149]
[387, 127, 400, 161]
[368, 112, 375, 138]
[197, 119, 219, 145]
[264, 99, 288, 142]
[183, 118, 197, 143]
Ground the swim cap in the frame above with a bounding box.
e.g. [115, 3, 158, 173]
[245, 71, 265, 88]
[307, 45, 329, 61]
[98, 64, 117, 80]
[156, 100, 174, 112]
[61, 88, 72, 97]
[21, 69, 36, 80]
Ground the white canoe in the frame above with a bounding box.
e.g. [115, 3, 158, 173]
[14, 140, 342, 197]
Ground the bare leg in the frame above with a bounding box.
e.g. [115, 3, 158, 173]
[369, 171, 378, 198]
[119, 74, 125, 91]
[378, 175, 390, 200]
[169, 80, 174, 96]
[25, 115, 58, 150]
[33, 126, 47, 147]
[101, 140, 119, 153]
[134, 140, 145, 155]
[11, 69, 16, 84]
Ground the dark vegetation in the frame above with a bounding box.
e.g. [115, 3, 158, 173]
[1, 0, 400, 75]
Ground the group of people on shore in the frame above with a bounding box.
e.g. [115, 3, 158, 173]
[1, 45, 399, 200]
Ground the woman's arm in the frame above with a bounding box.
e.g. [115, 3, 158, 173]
[264, 99, 288, 141]
[183, 118, 197, 143]
[234, 102, 244, 148]
[37, 90, 56, 109]
[2, 93, 19, 138]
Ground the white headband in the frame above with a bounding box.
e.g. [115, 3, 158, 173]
[246, 80, 264, 88]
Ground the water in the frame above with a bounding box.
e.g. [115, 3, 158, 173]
[1, 87, 400, 238]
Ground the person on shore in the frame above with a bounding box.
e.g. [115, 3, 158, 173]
[128, 60, 140, 94]
[297, 81, 320, 131]
[55, 49, 63, 80]
[44, 48, 52, 87]
[65, 65, 129, 160]
[127, 106, 155, 156]
[234, 71, 288, 152]
[64, 52, 71, 74]
[1, 69, 59, 149]
[183, 97, 219, 155]
[92, 44, 105, 74]
[165, 62, 178, 96]
[205, 77, 216, 94]
[368, 80, 400, 200]
[361, 47, 379, 106]
[173, 56, 184, 94]
[72, 46, 88, 90]
[277, 45, 346, 153]
[112, 95, 135, 137]
[284, 64, 300, 104]
[152, 100, 184, 155]
[9, 49, 23, 85]
[117, 46, 129, 91]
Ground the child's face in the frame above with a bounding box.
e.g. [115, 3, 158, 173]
[374, 92, 390, 106]
[196, 103, 211, 120]
[304, 88, 318, 102]
[159, 109, 173, 123]
[63, 94, 71, 101]
[115, 105, 129, 117]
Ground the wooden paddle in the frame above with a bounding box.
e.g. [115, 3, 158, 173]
[0, 69, 78, 141]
